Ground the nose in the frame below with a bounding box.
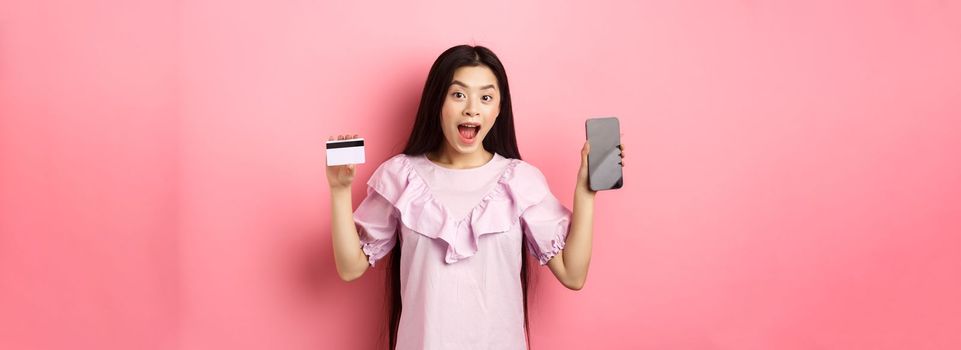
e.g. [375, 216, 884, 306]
[463, 99, 480, 117]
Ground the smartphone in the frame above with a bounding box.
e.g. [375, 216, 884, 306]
[586, 117, 623, 191]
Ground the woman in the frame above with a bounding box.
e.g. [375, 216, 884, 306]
[327, 45, 625, 349]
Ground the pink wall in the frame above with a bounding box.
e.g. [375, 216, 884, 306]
[2, 1, 959, 349]
[0, 0, 181, 349]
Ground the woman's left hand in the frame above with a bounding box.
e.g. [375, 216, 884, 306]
[576, 141, 625, 195]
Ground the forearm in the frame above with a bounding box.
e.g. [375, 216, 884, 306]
[562, 186, 595, 287]
[330, 187, 369, 281]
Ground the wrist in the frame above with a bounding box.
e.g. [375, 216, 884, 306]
[330, 185, 351, 196]
[575, 184, 596, 199]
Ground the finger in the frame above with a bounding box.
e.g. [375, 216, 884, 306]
[338, 134, 344, 140]
[328, 135, 333, 141]
[352, 134, 358, 139]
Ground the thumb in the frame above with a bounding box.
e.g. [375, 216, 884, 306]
[581, 141, 590, 164]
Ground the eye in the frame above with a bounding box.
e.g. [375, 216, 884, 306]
[452, 92, 465, 99]
[482, 95, 493, 102]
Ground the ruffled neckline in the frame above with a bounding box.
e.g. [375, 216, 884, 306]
[408, 152, 512, 224]
[368, 153, 549, 264]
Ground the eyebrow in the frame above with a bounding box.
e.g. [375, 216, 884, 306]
[450, 80, 496, 91]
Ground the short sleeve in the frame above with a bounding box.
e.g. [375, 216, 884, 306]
[515, 164, 572, 265]
[353, 155, 409, 268]
[354, 189, 399, 267]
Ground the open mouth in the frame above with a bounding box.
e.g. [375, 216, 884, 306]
[457, 122, 480, 142]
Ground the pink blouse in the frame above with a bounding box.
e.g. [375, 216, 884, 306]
[353, 152, 572, 350]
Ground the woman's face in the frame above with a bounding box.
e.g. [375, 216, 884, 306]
[439, 65, 501, 155]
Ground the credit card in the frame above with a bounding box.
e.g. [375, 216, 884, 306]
[326, 138, 365, 166]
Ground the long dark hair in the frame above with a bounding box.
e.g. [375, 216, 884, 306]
[383, 45, 533, 349]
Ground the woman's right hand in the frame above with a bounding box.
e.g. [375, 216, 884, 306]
[326, 134, 359, 190]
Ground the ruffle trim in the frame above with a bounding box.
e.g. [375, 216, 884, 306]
[361, 242, 379, 267]
[536, 232, 567, 266]
[368, 154, 549, 264]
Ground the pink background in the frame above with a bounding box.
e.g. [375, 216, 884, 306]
[2, 1, 960, 349]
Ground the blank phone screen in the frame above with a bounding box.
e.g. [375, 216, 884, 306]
[586, 117, 623, 191]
